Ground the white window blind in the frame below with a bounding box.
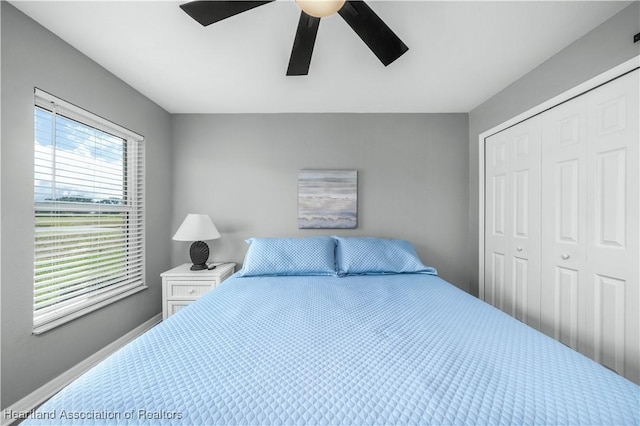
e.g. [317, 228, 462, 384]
[33, 89, 146, 334]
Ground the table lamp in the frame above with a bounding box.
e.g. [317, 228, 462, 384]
[173, 214, 221, 270]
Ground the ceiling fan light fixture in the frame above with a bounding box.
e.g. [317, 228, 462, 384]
[295, 0, 346, 18]
[180, 0, 408, 76]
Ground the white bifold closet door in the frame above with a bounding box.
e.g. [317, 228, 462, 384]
[485, 69, 639, 384]
[484, 117, 542, 330]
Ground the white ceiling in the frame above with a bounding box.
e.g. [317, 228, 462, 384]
[10, 1, 633, 113]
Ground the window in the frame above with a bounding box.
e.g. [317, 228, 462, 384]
[33, 89, 145, 334]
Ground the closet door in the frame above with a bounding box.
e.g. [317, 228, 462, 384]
[540, 70, 639, 382]
[586, 70, 638, 382]
[539, 94, 588, 350]
[484, 117, 541, 329]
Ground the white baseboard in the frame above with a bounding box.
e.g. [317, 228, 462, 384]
[1, 314, 162, 426]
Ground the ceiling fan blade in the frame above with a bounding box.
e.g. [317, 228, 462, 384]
[287, 12, 321, 76]
[180, 1, 274, 26]
[338, 1, 408, 66]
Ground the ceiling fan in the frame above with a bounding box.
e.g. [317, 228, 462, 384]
[180, 0, 409, 76]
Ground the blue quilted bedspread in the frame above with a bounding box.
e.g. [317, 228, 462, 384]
[25, 274, 639, 425]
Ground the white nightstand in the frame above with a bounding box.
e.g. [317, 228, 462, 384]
[161, 262, 235, 319]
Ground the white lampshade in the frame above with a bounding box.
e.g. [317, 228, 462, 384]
[295, 0, 345, 18]
[172, 214, 221, 242]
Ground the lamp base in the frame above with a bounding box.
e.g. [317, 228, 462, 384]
[189, 241, 209, 271]
[190, 263, 208, 271]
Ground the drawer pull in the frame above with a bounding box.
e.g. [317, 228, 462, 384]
[189, 289, 196, 295]
[561, 253, 570, 260]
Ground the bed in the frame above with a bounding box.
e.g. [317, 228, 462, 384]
[24, 237, 639, 425]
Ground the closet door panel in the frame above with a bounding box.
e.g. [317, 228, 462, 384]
[485, 118, 541, 328]
[540, 96, 588, 346]
[593, 275, 626, 374]
[508, 119, 541, 327]
[586, 70, 639, 382]
[485, 133, 510, 310]
[554, 266, 579, 349]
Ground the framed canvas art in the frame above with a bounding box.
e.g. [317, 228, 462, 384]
[298, 169, 357, 229]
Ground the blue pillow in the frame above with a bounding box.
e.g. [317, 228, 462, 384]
[333, 236, 437, 276]
[238, 237, 337, 277]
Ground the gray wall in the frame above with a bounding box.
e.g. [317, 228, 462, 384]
[1, 2, 172, 407]
[467, 2, 640, 296]
[171, 113, 470, 290]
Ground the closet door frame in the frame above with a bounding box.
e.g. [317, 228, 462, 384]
[478, 56, 639, 300]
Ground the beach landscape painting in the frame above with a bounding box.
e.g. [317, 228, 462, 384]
[298, 169, 358, 229]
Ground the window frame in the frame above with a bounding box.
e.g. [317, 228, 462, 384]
[33, 88, 146, 334]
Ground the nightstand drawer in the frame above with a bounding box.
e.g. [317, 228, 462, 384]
[167, 300, 192, 316]
[166, 280, 214, 299]
[161, 263, 236, 320]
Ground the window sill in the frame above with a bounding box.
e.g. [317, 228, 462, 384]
[33, 285, 148, 335]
